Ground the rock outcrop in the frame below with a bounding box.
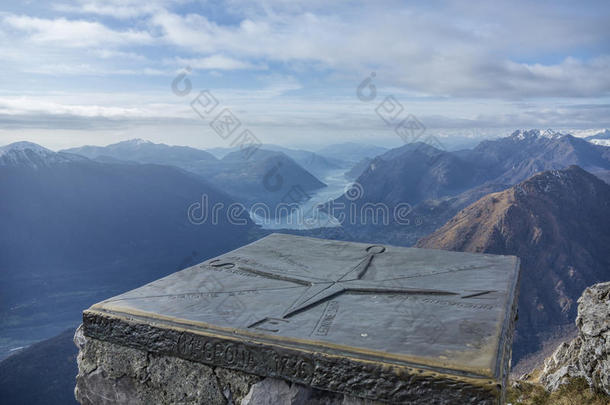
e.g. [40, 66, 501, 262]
[539, 282, 610, 395]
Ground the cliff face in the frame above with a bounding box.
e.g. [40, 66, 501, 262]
[417, 166, 610, 362]
[539, 282, 610, 395]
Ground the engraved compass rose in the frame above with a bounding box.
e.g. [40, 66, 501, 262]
[208, 245, 496, 330]
[87, 232, 520, 403]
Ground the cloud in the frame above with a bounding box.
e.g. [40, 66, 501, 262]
[1, 0, 610, 147]
[53, 0, 183, 19]
[3, 15, 153, 47]
[145, 3, 610, 99]
[149, 11, 352, 63]
[24, 65, 169, 76]
[391, 55, 610, 99]
[470, 103, 610, 129]
[176, 55, 267, 70]
[3, 1, 610, 98]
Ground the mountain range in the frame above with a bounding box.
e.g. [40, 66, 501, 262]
[0, 141, 87, 167]
[62, 138, 217, 166]
[1, 130, 610, 403]
[64, 140, 328, 212]
[465, 129, 610, 184]
[326, 129, 610, 245]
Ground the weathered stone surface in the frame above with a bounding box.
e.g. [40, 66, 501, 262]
[241, 378, 318, 405]
[214, 365, 261, 403]
[239, 378, 385, 405]
[539, 281, 610, 395]
[74, 325, 258, 405]
[75, 328, 391, 405]
[79, 234, 521, 403]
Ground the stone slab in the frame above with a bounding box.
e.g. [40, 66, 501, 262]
[82, 234, 520, 404]
[74, 326, 384, 405]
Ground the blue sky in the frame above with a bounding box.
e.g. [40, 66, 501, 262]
[1, 0, 609, 150]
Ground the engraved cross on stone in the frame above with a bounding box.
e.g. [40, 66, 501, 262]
[211, 245, 491, 330]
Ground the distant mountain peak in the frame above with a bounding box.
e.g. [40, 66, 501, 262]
[510, 129, 566, 141]
[587, 129, 610, 138]
[0, 141, 53, 157]
[121, 138, 154, 146]
[0, 141, 82, 168]
[585, 129, 610, 146]
[62, 139, 218, 165]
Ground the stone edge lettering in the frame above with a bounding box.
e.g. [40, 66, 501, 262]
[82, 310, 503, 404]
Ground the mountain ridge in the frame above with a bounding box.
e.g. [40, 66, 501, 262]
[328, 129, 610, 242]
[0, 141, 87, 168]
[63, 138, 218, 165]
[62, 139, 327, 211]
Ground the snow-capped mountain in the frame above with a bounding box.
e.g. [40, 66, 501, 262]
[585, 129, 610, 140]
[0, 141, 51, 156]
[509, 128, 567, 141]
[123, 138, 153, 146]
[0, 141, 85, 168]
[585, 129, 610, 146]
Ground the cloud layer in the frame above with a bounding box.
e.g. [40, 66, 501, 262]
[0, 0, 609, 148]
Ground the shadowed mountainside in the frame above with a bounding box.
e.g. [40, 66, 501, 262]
[0, 329, 78, 405]
[0, 142, 259, 359]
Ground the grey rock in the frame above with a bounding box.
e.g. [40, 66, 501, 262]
[75, 330, 386, 405]
[577, 282, 610, 337]
[74, 328, 251, 405]
[239, 378, 385, 405]
[74, 324, 87, 350]
[214, 367, 262, 404]
[539, 281, 610, 395]
[341, 395, 386, 405]
[240, 378, 301, 405]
